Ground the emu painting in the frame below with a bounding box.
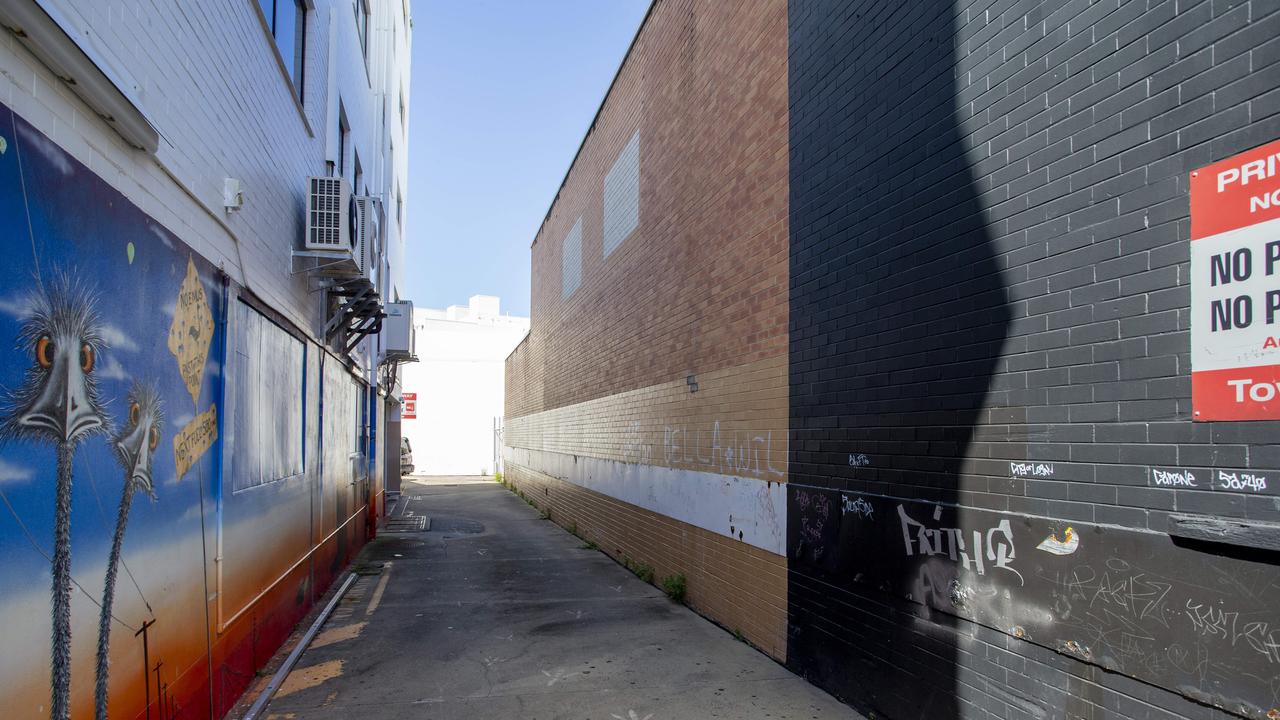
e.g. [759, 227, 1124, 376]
[0, 277, 109, 720]
[95, 383, 162, 720]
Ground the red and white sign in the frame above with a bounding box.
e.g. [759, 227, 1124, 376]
[402, 392, 417, 420]
[1190, 138, 1280, 421]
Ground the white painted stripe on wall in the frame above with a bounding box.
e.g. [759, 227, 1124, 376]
[504, 446, 787, 556]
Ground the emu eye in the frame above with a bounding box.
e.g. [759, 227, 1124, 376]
[35, 336, 54, 369]
[148, 426, 160, 451]
[129, 402, 140, 426]
[80, 344, 94, 373]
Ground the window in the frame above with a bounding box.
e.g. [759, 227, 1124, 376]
[229, 300, 305, 492]
[353, 151, 364, 196]
[355, 0, 369, 60]
[337, 105, 350, 176]
[258, 0, 306, 100]
[399, 88, 406, 132]
[562, 217, 583, 300]
[397, 186, 403, 233]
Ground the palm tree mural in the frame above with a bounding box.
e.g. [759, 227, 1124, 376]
[95, 382, 162, 720]
[0, 276, 109, 720]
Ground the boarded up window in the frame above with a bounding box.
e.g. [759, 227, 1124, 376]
[603, 130, 640, 258]
[229, 300, 305, 491]
[562, 217, 583, 299]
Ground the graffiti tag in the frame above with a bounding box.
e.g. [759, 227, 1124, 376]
[898, 504, 1023, 584]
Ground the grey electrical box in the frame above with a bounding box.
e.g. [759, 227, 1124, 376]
[382, 301, 415, 362]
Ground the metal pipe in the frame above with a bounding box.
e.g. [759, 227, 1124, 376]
[240, 572, 358, 720]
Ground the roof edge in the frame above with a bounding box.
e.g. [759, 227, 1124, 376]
[529, 0, 659, 249]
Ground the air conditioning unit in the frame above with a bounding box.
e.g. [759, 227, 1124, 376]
[382, 301, 415, 362]
[351, 195, 382, 278]
[305, 176, 352, 251]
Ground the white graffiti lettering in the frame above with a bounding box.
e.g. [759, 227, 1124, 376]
[1215, 470, 1268, 493]
[1010, 462, 1054, 478]
[841, 494, 874, 520]
[1151, 468, 1198, 488]
[897, 504, 1023, 585]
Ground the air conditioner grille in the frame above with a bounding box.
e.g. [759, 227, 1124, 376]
[308, 177, 345, 248]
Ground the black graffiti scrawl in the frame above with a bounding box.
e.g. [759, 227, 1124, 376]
[0, 275, 109, 720]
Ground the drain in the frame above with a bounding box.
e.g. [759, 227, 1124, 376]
[428, 517, 484, 535]
[384, 516, 429, 533]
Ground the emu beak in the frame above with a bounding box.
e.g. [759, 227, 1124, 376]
[116, 419, 154, 495]
[20, 344, 101, 443]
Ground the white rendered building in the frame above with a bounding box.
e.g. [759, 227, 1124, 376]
[401, 296, 530, 476]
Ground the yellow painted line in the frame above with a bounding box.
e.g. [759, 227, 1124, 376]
[310, 621, 367, 650]
[366, 562, 393, 617]
[275, 660, 345, 698]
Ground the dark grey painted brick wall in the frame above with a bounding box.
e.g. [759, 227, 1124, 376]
[787, 0, 1280, 718]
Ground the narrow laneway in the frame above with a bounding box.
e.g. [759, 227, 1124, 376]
[257, 476, 860, 719]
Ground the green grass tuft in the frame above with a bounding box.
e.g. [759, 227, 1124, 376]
[662, 574, 687, 602]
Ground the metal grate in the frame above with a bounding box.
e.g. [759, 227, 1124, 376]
[384, 515, 428, 533]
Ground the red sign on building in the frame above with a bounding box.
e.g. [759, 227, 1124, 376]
[1189, 138, 1280, 421]
[402, 392, 417, 420]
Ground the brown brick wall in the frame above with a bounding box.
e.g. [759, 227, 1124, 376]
[503, 461, 788, 660]
[508, 0, 789, 419]
[504, 0, 791, 663]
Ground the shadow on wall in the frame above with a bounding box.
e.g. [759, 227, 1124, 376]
[787, 0, 1012, 717]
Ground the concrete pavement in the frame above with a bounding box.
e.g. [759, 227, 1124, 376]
[254, 475, 862, 720]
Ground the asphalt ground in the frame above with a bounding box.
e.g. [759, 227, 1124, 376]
[252, 475, 862, 720]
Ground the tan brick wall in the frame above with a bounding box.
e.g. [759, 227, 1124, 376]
[507, 356, 787, 482]
[503, 462, 788, 660]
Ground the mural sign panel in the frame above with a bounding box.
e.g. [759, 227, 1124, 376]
[402, 392, 417, 419]
[1190, 138, 1280, 421]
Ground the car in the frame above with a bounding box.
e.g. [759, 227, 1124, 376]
[400, 436, 414, 476]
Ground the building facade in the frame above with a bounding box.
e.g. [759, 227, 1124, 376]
[504, 1, 1280, 719]
[400, 296, 529, 476]
[0, 1, 410, 718]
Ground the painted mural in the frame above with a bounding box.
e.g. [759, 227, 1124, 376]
[0, 101, 226, 719]
[0, 99, 377, 719]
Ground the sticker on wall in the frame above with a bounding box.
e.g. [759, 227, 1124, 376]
[1189, 138, 1280, 421]
[173, 404, 217, 479]
[1035, 526, 1078, 555]
[167, 256, 214, 406]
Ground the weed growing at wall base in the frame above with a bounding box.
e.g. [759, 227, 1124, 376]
[662, 574, 686, 602]
[623, 557, 655, 584]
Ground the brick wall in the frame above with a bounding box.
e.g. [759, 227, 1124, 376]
[515, 0, 789, 416]
[509, 0, 1280, 716]
[504, 0, 792, 656]
[788, 0, 1280, 718]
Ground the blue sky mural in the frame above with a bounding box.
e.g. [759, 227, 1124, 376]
[0, 101, 226, 718]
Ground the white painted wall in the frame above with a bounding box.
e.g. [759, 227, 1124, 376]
[0, 0, 412, 370]
[400, 296, 530, 476]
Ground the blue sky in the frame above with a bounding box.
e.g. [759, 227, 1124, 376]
[403, 0, 651, 318]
